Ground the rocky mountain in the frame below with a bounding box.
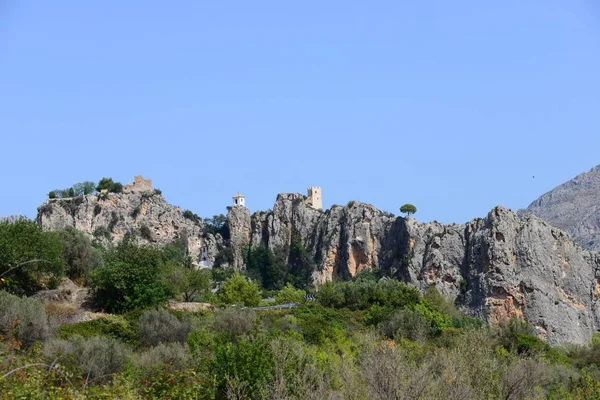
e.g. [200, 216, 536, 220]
[37, 177, 221, 264]
[519, 164, 600, 250]
[37, 177, 600, 345]
[227, 193, 600, 345]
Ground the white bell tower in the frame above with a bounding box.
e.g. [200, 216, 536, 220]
[232, 192, 246, 207]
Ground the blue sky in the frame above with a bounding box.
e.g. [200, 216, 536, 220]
[1, 1, 599, 223]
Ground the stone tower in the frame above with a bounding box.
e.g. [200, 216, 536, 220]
[306, 186, 322, 210]
[232, 192, 246, 207]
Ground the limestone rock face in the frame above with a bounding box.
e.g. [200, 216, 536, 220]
[519, 165, 600, 250]
[245, 194, 600, 345]
[227, 205, 252, 269]
[37, 191, 219, 264]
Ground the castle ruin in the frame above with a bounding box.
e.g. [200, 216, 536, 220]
[306, 186, 322, 210]
[123, 175, 153, 193]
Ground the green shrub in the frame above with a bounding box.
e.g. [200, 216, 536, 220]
[96, 177, 123, 194]
[213, 336, 274, 398]
[90, 240, 173, 313]
[59, 227, 103, 282]
[0, 219, 65, 295]
[275, 283, 305, 304]
[0, 291, 53, 347]
[58, 315, 136, 343]
[139, 309, 192, 347]
[133, 342, 193, 376]
[218, 272, 261, 306]
[93, 204, 102, 217]
[43, 335, 129, 383]
[140, 225, 152, 241]
[213, 308, 256, 341]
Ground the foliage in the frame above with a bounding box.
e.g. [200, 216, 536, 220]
[213, 336, 274, 399]
[275, 283, 305, 304]
[400, 203, 417, 216]
[0, 219, 65, 295]
[214, 247, 234, 267]
[244, 245, 285, 290]
[96, 177, 123, 193]
[168, 266, 212, 302]
[138, 309, 192, 347]
[182, 209, 201, 224]
[133, 342, 193, 377]
[0, 291, 53, 348]
[286, 231, 316, 290]
[213, 307, 256, 341]
[43, 334, 129, 383]
[498, 316, 550, 354]
[218, 272, 262, 306]
[59, 227, 103, 283]
[58, 315, 136, 343]
[90, 240, 173, 313]
[316, 278, 421, 310]
[203, 214, 230, 239]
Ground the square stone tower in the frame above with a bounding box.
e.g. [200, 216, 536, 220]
[307, 186, 322, 210]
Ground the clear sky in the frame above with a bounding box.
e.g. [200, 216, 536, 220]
[1, 1, 599, 223]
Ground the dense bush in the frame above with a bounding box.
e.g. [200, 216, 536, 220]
[213, 336, 274, 398]
[0, 291, 53, 347]
[213, 307, 256, 341]
[275, 283, 305, 304]
[90, 240, 173, 313]
[58, 315, 136, 343]
[59, 227, 103, 282]
[0, 219, 65, 295]
[317, 277, 421, 310]
[139, 309, 192, 346]
[43, 335, 129, 383]
[96, 177, 123, 193]
[182, 210, 201, 224]
[169, 266, 212, 302]
[133, 342, 193, 376]
[203, 214, 229, 239]
[219, 272, 262, 306]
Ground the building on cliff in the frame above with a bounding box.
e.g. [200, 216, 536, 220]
[307, 186, 322, 210]
[232, 192, 246, 207]
[123, 175, 153, 193]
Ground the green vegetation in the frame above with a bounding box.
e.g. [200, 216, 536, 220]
[48, 181, 97, 199]
[0, 219, 64, 295]
[203, 214, 229, 239]
[244, 231, 315, 291]
[96, 177, 124, 193]
[218, 271, 262, 306]
[58, 227, 103, 283]
[90, 240, 174, 313]
[400, 203, 417, 216]
[3, 225, 600, 399]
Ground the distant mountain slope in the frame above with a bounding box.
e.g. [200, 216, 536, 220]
[519, 165, 600, 250]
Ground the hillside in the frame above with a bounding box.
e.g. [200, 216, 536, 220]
[519, 164, 600, 250]
[37, 177, 600, 345]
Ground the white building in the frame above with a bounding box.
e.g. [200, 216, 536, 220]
[232, 192, 246, 207]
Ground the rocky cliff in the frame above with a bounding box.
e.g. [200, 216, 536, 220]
[519, 164, 600, 250]
[37, 180, 600, 345]
[37, 188, 221, 264]
[231, 194, 600, 345]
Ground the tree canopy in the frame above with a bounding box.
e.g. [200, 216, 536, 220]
[0, 219, 64, 295]
[400, 204, 417, 216]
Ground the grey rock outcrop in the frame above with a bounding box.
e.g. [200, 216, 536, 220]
[227, 205, 252, 269]
[35, 178, 600, 345]
[519, 164, 600, 250]
[244, 194, 600, 345]
[37, 188, 220, 264]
